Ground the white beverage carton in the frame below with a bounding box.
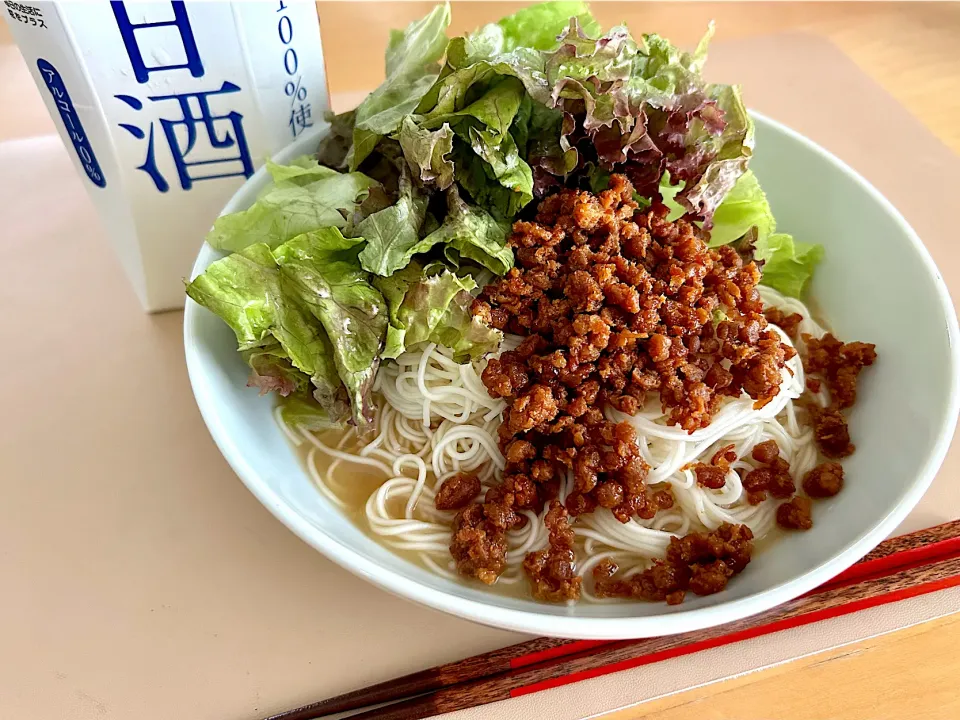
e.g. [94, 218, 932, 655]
[3, 0, 329, 311]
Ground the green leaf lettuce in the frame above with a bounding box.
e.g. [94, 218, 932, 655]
[399, 117, 455, 190]
[280, 392, 342, 432]
[705, 170, 822, 297]
[755, 233, 824, 299]
[205, 157, 377, 252]
[421, 185, 514, 275]
[374, 262, 502, 361]
[356, 171, 430, 276]
[185, 243, 345, 417]
[350, 3, 452, 169]
[188, 228, 389, 426]
[273, 228, 389, 426]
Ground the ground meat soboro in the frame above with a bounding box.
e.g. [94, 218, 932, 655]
[742, 439, 795, 505]
[693, 463, 726, 489]
[777, 496, 813, 530]
[803, 461, 844, 498]
[469, 175, 795, 591]
[764, 307, 803, 338]
[594, 523, 754, 603]
[435, 472, 481, 511]
[523, 502, 582, 602]
[809, 405, 855, 459]
[450, 489, 523, 585]
[802, 332, 877, 458]
[804, 333, 877, 409]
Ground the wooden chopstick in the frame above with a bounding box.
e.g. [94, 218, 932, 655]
[261, 641, 603, 719]
[261, 519, 960, 720]
[814, 520, 960, 592]
[346, 554, 960, 719]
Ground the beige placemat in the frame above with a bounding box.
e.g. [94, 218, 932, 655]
[1, 31, 958, 720]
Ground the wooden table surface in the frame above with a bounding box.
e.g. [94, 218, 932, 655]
[3, 3, 959, 719]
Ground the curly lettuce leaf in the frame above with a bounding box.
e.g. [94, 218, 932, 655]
[206, 160, 377, 252]
[350, 3, 451, 169]
[206, 188, 346, 253]
[399, 117, 455, 190]
[423, 75, 526, 132]
[453, 0, 599, 65]
[317, 109, 356, 170]
[264, 155, 333, 185]
[420, 29, 565, 197]
[414, 21, 552, 216]
[374, 263, 501, 361]
[280, 392, 342, 432]
[419, 44, 549, 114]
[371, 262, 427, 357]
[422, 186, 514, 274]
[632, 29, 754, 216]
[185, 243, 344, 417]
[356, 171, 429, 276]
[274, 228, 388, 426]
[529, 103, 578, 176]
[416, 75, 534, 216]
[443, 1, 598, 80]
[453, 142, 532, 220]
[466, 126, 533, 211]
[496, 1, 600, 52]
[705, 170, 775, 247]
[185, 244, 277, 350]
[242, 344, 309, 397]
[669, 84, 754, 222]
[546, 22, 636, 89]
[755, 233, 824, 299]
[526, 21, 753, 221]
[701, 170, 822, 297]
[430, 288, 503, 362]
[632, 30, 710, 101]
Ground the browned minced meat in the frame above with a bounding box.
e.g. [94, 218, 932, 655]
[450, 489, 523, 585]
[652, 487, 675, 511]
[798, 332, 876, 460]
[669, 522, 754, 575]
[764, 307, 803, 338]
[803, 333, 877, 410]
[468, 175, 794, 578]
[477, 175, 795, 431]
[742, 439, 795, 505]
[523, 501, 582, 602]
[711, 443, 738, 471]
[594, 523, 754, 603]
[593, 557, 689, 605]
[693, 463, 726, 489]
[810, 405, 855, 459]
[435, 472, 482, 511]
[751, 439, 780, 464]
[803, 461, 844, 498]
[776, 496, 813, 530]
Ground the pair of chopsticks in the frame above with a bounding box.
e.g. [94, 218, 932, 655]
[262, 519, 960, 720]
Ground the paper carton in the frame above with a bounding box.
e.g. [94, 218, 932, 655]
[3, 0, 329, 310]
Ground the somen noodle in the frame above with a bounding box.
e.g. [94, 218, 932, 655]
[283, 288, 830, 601]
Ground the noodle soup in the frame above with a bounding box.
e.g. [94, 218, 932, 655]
[281, 287, 834, 603]
[186, 4, 878, 607]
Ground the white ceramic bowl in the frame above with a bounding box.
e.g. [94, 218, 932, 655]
[184, 113, 960, 639]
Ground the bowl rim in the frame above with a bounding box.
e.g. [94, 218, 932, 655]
[183, 111, 960, 639]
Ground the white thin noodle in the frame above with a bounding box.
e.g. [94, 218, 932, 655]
[287, 293, 831, 603]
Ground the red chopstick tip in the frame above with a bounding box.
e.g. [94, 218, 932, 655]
[510, 640, 609, 669]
